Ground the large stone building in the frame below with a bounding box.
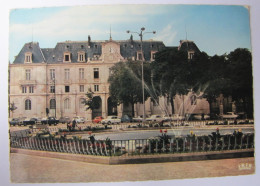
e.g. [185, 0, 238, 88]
[9, 35, 210, 120]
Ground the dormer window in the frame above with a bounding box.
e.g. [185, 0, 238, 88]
[24, 52, 32, 63]
[63, 52, 71, 62]
[77, 51, 86, 62]
[151, 51, 157, 61]
[188, 51, 195, 60]
[137, 51, 143, 61]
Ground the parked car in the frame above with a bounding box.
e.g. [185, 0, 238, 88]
[221, 112, 239, 119]
[146, 115, 164, 122]
[132, 115, 149, 122]
[9, 118, 20, 126]
[59, 116, 71, 124]
[193, 114, 210, 120]
[41, 117, 59, 125]
[92, 116, 104, 123]
[133, 116, 143, 122]
[101, 116, 121, 124]
[121, 115, 133, 123]
[73, 116, 85, 123]
[236, 112, 246, 119]
[171, 114, 185, 121]
[23, 117, 38, 126]
[163, 115, 172, 122]
[209, 113, 220, 120]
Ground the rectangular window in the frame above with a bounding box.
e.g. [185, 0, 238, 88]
[80, 54, 84, 61]
[79, 68, 84, 79]
[25, 69, 31, 80]
[50, 99, 56, 109]
[25, 53, 32, 63]
[22, 86, 27, 93]
[26, 55, 31, 62]
[94, 85, 99, 92]
[50, 69, 55, 80]
[65, 54, 70, 62]
[138, 53, 143, 61]
[78, 52, 85, 62]
[80, 85, 84, 92]
[65, 86, 70, 93]
[94, 68, 99, 79]
[151, 52, 157, 61]
[50, 86, 55, 93]
[65, 69, 70, 80]
[29, 86, 34, 93]
[188, 52, 194, 60]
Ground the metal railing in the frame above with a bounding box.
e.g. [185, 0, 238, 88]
[10, 133, 254, 156]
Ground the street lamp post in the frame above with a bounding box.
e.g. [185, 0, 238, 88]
[126, 27, 156, 123]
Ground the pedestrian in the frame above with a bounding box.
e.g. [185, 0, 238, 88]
[68, 122, 72, 132]
[72, 119, 76, 130]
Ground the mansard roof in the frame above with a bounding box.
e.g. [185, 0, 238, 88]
[178, 40, 201, 53]
[13, 42, 46, 64]
[12, 38, 202, 64]
[12, 38, 166, 64]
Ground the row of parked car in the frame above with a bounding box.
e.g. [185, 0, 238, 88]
[92, 114, 185, 125]
[9, 112, 243, 126]
[93, 112, 244, 125]
[9, 116, 86, 126]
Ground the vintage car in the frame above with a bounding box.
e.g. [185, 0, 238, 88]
[59, 116, 71, 124]
[73, 116, 85, 123]
[92, 116, 104, 123]
[146, 115, 164, 122]
[121, 115, 133, 123]
[193, 114, 210, 120]
[9, 118, 20, 126]
[220, 112, 239, 119]
[41, 117, 59, 125]
[101, 116, 121, 124]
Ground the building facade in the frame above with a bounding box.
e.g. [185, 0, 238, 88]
[9, 36, 211, 120]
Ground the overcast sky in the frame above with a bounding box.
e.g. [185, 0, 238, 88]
[9, 4, 251, 62]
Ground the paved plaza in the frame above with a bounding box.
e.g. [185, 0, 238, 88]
[10, 153, 255, 183]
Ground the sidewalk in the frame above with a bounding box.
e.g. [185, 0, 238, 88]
[10, 153, 255, 183]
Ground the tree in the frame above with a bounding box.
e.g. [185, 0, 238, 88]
[226, 48, 253, 118]
[194, 54, 228, 114]
[9, 102, 17, 118]
[108, 61, 151, 116]
[150, 48, 191, 115]
[82, 88, 100, 111]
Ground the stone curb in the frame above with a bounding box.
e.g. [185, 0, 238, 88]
[10, 148, 254, 165]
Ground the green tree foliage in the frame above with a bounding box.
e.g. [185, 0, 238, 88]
[226, 48, 253, 118]
[9, 102, 17, 112]
[150, 47, 253, 118]
[82, 88, 100, 111]
[150, 48, 191, 114]
[192, 54, 229, 114]
[108, 61, 151, 116]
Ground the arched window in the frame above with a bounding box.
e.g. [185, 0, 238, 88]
[50, 99, 56, 109]
[64, 98, 70, 110]
[25, 99, 31, 110]
[79, 98, 85, 109]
